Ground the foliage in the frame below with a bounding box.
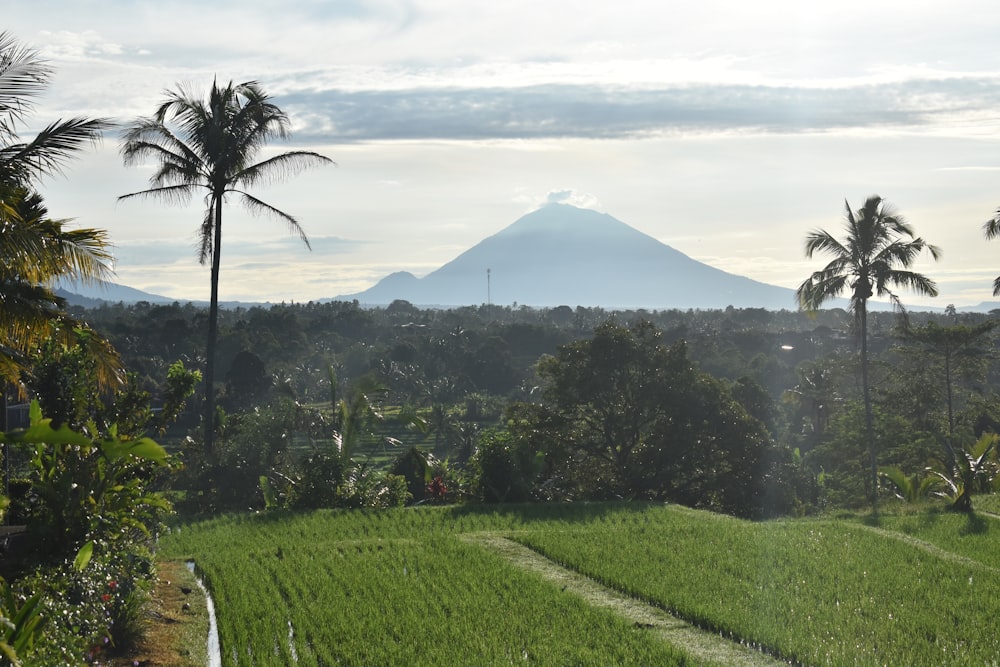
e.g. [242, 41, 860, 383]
[158, 360, 202, 435]
[806, 402, 932, 508]
[527, 319, 786, 516]
[930, 433, 1000, 512]
[0, 32, 115, 390]
[879, 465, 942, 503]
[177, 401, 309, 513]
[797, 195, 940, 513]
[4, 401, 170, 558]
[178, 372, 426, 512]
[535, 320, 674, 490]
[26, 335, 200, 442]
[15, 543, 154, 666]
[0, 577, 44, 667]
[119, 79, 332, 455]
[890, 320, 996, 435]
[469, 429, 544, 503]
[0, 400, 172, 664]
[59, 296, 1000, 514]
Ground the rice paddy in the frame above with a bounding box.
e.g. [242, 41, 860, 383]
[158, 502, 1000, 666]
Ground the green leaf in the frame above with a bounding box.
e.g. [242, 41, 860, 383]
[73, 541, 93, 572]
[0, 642, 20, 666]
[7, 402, 91, 448]
[99, 436, 167, 464]
[260, 476, 276, 509]
[125, 438, 168, 463]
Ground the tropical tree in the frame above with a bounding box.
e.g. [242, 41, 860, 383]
[0, 32, 116, 423]
[119, 79, 332, 454]
[983, 212, 1000, 295]
[797, 195, 940, 513]
[893, 320, 996, 437]
[1, 189, 119, 390]
[931, 432, 1000, 512]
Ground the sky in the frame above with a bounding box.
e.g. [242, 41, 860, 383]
[10, 0, 1000, 309]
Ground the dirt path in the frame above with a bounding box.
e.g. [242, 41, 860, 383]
[461, 532, 788, 667]
[106, 559, 209, 667]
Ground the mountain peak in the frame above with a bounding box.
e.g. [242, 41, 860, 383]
[339, 204, 797, 310]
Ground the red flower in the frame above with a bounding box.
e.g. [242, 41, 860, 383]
[108, 580, 118, 590]
[425, 475, 448, 501]
[101, 593, 111, 603]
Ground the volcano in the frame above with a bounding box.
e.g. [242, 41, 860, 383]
[337, 203, 797, 310]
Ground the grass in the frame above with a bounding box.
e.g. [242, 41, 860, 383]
[516, 504, 1000, 665]
[162, 506, 695, 666]
[158, 500, 1000, 666]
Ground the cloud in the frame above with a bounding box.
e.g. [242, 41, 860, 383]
[543, 190, 602, 210]
[274, 76, 1000, 144]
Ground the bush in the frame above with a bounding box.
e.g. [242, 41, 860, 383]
[287, 450, 346, 510]
[16, 543, 153, 665]
[470, 430, 542, 503]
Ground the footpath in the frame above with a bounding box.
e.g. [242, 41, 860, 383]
[461, 532, 789, 667]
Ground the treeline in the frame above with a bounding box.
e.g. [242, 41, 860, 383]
[62, 298, 1000, 517]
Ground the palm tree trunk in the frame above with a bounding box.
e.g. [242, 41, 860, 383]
[860, 302, 877, 515]
[203, 200, 223, 457]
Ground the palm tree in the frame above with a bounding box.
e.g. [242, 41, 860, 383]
[0, 33, 116, 421]
[0, 33, 116, 506]
[983, 214, 1000, 294]
[797, 195, 940, 513]
[119, 80, 332, 455]
[0, 188, 118, 385]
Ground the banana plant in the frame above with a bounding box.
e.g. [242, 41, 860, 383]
[931, 433, 999, 512]
[3, 400, 170, 552]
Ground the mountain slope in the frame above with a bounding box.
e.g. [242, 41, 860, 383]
[56, 279, 176, 306]
[339, 203, 798, 310]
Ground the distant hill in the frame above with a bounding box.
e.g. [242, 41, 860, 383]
[55, 279, 270, 310]
[337, 203, 799, 310]
[56, 279, 177, 307]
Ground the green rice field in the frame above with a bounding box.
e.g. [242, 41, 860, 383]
[159, 502, 1000, 666]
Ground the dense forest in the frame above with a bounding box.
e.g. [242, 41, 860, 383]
[26, 297, 993, 520]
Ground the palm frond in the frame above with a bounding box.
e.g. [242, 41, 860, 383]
[235, 190, 311, 250]
[803, 229, 848, 259]
[199, 197, 217, 265]
[235, 150, 334, 189]
[0, 117, 112, 184]
[0, 32, 50, 137]
[118, 182, 202, 207]
[985, 214, 1000, 240]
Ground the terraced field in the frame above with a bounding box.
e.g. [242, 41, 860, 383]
[159, 502, 1000, 666]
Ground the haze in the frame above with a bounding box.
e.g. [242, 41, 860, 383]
[10, 1, 1000, 308]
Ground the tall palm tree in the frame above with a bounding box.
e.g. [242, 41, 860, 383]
[119, 80, 332, 455]
[797, 195, 940, 513]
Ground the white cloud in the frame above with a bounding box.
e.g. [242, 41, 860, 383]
[542, 190, 602, 211]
